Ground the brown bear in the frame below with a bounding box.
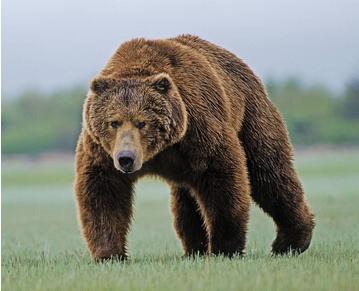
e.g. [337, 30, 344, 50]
[75, 34, 314, 261]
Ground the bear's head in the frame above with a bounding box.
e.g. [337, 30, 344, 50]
[84, 73, 187, 173]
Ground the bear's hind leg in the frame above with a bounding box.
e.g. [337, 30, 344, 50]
[240, 100, 314, 255]
[170, 186, 208, 256]
[247, 155, 314, 255]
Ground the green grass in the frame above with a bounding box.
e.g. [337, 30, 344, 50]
[2, 150, 359, 291]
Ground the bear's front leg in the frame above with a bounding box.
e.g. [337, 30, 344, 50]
[75, 145, 134, 262]
[194, 140, 251, 256]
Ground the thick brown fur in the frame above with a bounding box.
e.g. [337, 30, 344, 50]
[75, 34, 314, 261]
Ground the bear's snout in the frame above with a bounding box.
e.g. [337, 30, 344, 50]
[116, 151, 136, 173]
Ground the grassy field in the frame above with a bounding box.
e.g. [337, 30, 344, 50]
[2, 149, 359, 291]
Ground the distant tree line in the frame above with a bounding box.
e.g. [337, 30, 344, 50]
[2, 87, 85, 154]
[2, 77, 359, 154]
[267, 77, 359, 145]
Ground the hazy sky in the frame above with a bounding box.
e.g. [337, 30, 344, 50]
[2, 0, 359, 98]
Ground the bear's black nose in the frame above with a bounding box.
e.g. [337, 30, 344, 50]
[118, 151, 135, 172]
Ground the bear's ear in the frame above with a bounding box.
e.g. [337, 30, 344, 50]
[90, 77, 116, 95]
[152, 75, 171, 94]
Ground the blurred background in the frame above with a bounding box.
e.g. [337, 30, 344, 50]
[1, 1, 359, 290]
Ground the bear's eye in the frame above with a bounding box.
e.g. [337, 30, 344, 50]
[153, 77, 170, 94]
[110, 121, 122, 129]
[135, 121, 146, 129]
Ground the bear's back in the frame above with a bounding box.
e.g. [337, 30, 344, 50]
[170, 35, 265, 130]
